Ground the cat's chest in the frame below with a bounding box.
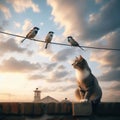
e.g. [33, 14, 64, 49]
[76, 69, 90, 80]
[76, 69, 90, 88]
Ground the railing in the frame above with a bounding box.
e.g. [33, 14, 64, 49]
[0, 102, 120, 116]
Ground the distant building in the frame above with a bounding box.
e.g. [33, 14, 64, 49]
[40, 96, 59, 103]
[61, 98, 71, 103]
[33, 88, 59, 103]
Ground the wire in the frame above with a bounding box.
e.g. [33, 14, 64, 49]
[0, 30, 120, 51]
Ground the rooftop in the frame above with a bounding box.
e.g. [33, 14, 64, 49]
[0, 102, 120, 120]
[39, 96, 59, 103]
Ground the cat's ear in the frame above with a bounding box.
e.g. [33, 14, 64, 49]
[76, 56, 79, 60]
[79, 55, 83, 60]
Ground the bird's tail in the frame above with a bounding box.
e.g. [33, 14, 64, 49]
[79, 46, 85, 51]
[21, 38, 26, 43]
[45, 43, 48, 49]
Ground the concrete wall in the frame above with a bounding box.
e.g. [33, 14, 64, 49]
[0, 102, 120, 116]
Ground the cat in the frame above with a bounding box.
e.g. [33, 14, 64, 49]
[72, 55, 102, 105]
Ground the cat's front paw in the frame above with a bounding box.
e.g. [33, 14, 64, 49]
[84, 99, 88, 102]
[80, 99, 88, 103]
[80, 99, 84, 103]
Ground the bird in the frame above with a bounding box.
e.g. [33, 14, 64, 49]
[67, 36, 84, 50]
[45, 31, 54, 49]
[21, 27, 39, 43]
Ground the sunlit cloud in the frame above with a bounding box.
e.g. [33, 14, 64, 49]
[47, 0, 120, 40]
[0, 3, 11, 19]
[14, 21, 21, 28]
[22, 19, 33, 34]
[7, 0, 40, 13]
[39, 48, 54, 58]
[95, 0, 103, 4]
[51, 48, 76, 62]
[28, 74, 45, 80]
[0, 38, 25, 56]
[0, 57, 41, 73]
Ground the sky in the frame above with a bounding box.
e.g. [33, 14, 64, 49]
[0, 0, 120, 102]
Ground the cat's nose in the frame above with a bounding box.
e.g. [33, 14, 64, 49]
[72, 63, 74, 66]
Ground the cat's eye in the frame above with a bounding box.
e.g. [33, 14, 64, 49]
[75, 61, 78, 65]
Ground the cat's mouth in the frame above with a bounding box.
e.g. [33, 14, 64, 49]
[72, 62, 78, 69]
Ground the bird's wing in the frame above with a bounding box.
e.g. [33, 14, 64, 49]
[70, 39, 75, 44]
[73, 39, 79, 46]
[26, 29, 33, 38]
[45, 34, 52, 43]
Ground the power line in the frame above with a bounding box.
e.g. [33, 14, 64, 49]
[0, 31, 120, 51]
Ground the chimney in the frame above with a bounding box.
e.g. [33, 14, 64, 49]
[34, 88, 41, 102]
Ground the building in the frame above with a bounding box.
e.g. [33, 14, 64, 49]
[33, 88, 59, 103]
[40, 96, 59, 103]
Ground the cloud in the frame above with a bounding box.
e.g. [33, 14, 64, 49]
[39, 22, 44, 26]
[28, 62, 68, 82]
[40, 83, 76, 93]
[30, 69, 69, 83]
[87, 0, 120, 39]
[41, 87, 57, 92]
[111, 83, 120, 91]
[0, 20, 9, 30]
[102, 88, 120, 102]
[22, 19, 33, 34]
[57, 65, 65, 70]
[39, 79, 77, 94]
[28, 74, 45, 80]
[14, 21, 21, 28]
[51, 48, 76, 62]
[102, 81, 120, 91]
[45, 69, 70, 83]
[0, 57, 41, 73]
[90, 29, 120, 68]
[51, 70, 68, 79]
[28, 63, 60, 80]
[7, 0, 40, 13]
[100, 81, 120, 102]
[0, 38, 26, 56]
[39, 48, 54, 58]
[47, 0, 120, 40]
[98, 69, 120, 81]
[27, 50, 34, 56]
[58, 84, 76, 92]
[0, 3, 11, 19]
[90, 29, 120, 82]
[43, 63, 57, 72]
[95, 0, 103, 4]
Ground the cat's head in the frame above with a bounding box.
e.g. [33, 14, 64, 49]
[72, 55, 91, 71]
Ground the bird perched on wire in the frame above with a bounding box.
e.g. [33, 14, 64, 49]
[67, 36, 84, 50]
[45, 31, 54, 49]
[21, 27, 39, 43]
